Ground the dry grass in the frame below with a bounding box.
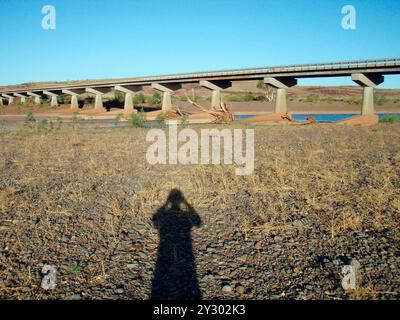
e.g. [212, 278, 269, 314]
[0, 123, 399, 299]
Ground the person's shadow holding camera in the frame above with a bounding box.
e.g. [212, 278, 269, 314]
[151, 189, 202, 300]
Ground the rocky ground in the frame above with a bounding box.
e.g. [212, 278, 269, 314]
[0, 123, 399, 300]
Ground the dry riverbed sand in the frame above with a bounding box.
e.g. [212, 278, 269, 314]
[0, 124, 399, 299]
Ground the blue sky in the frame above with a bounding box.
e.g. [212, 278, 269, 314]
[0, 0, 399, 88]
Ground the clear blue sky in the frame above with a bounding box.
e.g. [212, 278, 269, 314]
[0, 0, 399, 88]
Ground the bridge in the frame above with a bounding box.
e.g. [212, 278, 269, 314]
[1, 58, 400, 117]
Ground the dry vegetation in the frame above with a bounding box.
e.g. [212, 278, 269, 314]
[0, 123, 399, 299]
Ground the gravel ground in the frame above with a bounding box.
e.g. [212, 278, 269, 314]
[0, 123, 399, 300]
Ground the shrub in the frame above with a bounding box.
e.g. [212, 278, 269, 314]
[306, 94, 320, 103]
[71, 112, 79, 129]
[133, 93, 146, 105]
[380, 114, 398, 123]
[56, 117, 63, 130]
[25, 112, 36, 128]
[115, 113, 123, 122]
[106, 92, 125, 108]
[243, 93, 255, 102]
[130, 109, 146, 128]
[37, 119, 48, 132]
[324, 96, 335, 104]
[375, 94, 389, 106]
[147, 93, 162, 105]
[344, 97, 361, 105]
[84, 96, 95, 104]
[227, 95, 242, 102]
[227, 94, 255, 102]
[114, 91, 125, 103]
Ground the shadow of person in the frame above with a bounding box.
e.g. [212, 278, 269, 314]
[151, 189, 202, 300]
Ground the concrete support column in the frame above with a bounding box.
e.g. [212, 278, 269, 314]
[0, 97, 3, 106]
[115, 85, 142, 113]
[275, 88, 288, 114]
[200, 80, 232, 110]
[161, 92, 172, 111]
[211, 90, 222, 110]
[14, 93, 27, 104]
[71, 95, 79, 109]
[43, 91, 59, 107]
[264, 77, 297, 114]
[3, 94, 14, 105]
[86, 87, 112, 112]
[125, 92, 134, 111]
[352, 73, 384, 115]
[151, 83, 181, 111]
[27, 92, 41, 105]
[94, 94, 103, 110]
[361, 87, 374, 115]
[62, 89, 85, 110]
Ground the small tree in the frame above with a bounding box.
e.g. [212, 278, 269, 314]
[130, 109, 146, 128]
[147, 92, 162, 105]
[257, 80, 275, 102]
[133, 93, 146, 105]
[25, 112, 36, 129]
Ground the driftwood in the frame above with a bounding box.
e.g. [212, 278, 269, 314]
[159, 105, 189, 120]
[184, 93, 234, 123]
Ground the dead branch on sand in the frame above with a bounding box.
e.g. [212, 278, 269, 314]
[184, 93, 234, 123]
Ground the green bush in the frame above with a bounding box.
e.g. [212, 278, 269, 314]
[56, 117, 63, 130]
[227, 93, 255, 102]
[37, 119, 48, 132]
[130, 109, 146, 128]
[227, 95, 242, 102]
[243, 93, 255, 102]
[375, 94, 389, 106]
[114, 92, 125, 103]
[344, 97, 361, 105]
[85, 96, 95, 104]
[133, 93, 146, 105]
[115, 113, 124, 122]
[306, 94, 320, 103]
[380, 114, 398, 123]
[324, 96, 335, 104]
[25, 112, 36, 128]
[147, 93, 162, 105]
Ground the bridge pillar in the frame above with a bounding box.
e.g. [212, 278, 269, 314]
[3, 94, 14, 105]
[264, 77, 297, 114]
[62, 89, 85, 110]
[14, 93, 27, 104]
[352, 73, 384, 115]
[200, 80, 232, 110]
[27, 92, 42, 104]
[115, 85, 142, 113]
[0, 97, 3, 106]
[151, 83, 181, 111]
[43, 91, 59, 107]
[85, 87, 112, 112]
